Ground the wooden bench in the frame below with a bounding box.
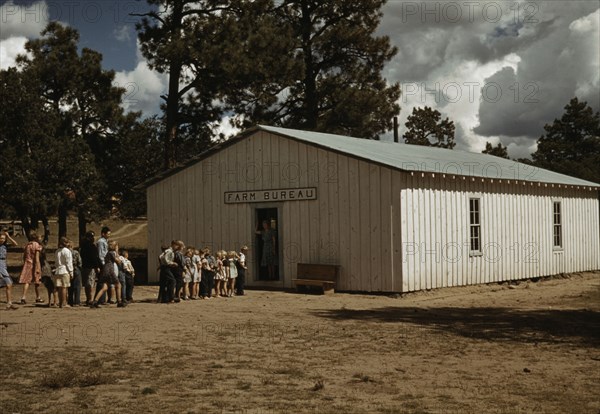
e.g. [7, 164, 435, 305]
[292, 263, 339, 295]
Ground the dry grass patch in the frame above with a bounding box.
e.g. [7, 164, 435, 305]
[41, 367, 115, 389]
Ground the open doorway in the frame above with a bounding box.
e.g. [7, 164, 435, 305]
[255, 208, 280, 281]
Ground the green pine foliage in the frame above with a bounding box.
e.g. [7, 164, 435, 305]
[403, 106, 456, 149]
[533, 98, 600, 184]
[482, 142, 509, 159]
[0, 23, 162, 237]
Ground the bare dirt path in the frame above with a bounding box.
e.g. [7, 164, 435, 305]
[1, 272, 598, 414]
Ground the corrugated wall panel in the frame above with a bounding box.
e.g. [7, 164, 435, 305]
[400, 175, 599, 292]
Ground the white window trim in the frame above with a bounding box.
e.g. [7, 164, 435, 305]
[468, 196, 483, 256]
[552, 199, 563, 252]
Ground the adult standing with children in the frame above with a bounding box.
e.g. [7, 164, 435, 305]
[81, 231, 101, 306]
[91, 241, 127, 308]
[19, 231, 43, 304]
[159, 240, 180, 303]
[235, 246, 248, 296]
[96, 227, 112, 303]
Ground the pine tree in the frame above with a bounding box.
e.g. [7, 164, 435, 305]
[404, 107, 455, 149]
[135, 0, 238, 169]
[482, 142, 509, 159]
[232, 0, 401, 139]
[14, 22, 126, 242]
[532, 98, 600, 184]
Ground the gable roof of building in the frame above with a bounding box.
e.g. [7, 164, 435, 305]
[140, 125, 600, 189]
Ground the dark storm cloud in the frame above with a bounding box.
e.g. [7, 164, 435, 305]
[378, 1, 600, 155]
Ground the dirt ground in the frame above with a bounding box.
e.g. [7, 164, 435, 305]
[1, 271, 599, 414]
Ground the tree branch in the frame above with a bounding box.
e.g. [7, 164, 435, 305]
[130, 11, 166, 25]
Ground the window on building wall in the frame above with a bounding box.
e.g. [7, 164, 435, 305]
[553, 201, 562, 249]
[469, 198, 481, 253]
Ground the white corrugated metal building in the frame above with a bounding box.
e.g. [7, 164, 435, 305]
[143, 125, 600, 292]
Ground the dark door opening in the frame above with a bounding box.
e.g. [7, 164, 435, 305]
[255, 208, 279, 281]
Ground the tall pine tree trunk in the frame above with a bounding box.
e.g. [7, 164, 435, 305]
[18, 214, 32, 236]
[41, 216, 50, 245]
[78, 208, 87, 244]
[300, 0, 318, 130]
[58, 201, 68, 243]
[163, 1, 184, 171]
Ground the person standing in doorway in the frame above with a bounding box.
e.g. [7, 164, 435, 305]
[256, 220, 277, 280]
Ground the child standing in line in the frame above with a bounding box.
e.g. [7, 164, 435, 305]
[200, 249, 213, 299]
[235, 246, 248, 296]
[191, 249, 201, 300]
[91, 241, 126, 308]
[182, 247, 193, 300]
[54, 237, 73, 308]
[121, 250, 135, 303]
[214, 251, 225, 298]
[68, 245, 82, 306]
[226, 251, 238, 298]
[39, 243, 55, 307]
[157, 244, 168, 303]
[0, 231, 18, 310]
[173, 241, 186, 302]
[117, 250, 127, 303]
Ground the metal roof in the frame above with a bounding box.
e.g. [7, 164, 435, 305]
[259, 125, 600, 188]
[140, 125, 599, 189]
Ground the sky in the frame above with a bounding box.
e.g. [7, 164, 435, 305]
[1, 0, 599, 158]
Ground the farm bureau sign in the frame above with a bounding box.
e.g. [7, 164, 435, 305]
[224, 187, 317, 204]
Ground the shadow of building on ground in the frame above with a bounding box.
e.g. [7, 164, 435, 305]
[311, 306, 600, 346]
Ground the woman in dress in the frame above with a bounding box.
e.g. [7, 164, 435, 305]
[256, 220, 277, 280]
[19, 231, 43, 304]
[0, 231, 18, 309]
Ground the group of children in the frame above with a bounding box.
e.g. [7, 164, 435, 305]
[158, 241, 248, 303]
[0, 227, 253, 309]
[0, 227, 136, 310]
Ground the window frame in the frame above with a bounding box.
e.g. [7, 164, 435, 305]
[552, 200, 563, 251]
[469, 197, 482, 256]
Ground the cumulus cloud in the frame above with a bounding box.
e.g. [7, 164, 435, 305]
[379, 1, 600, 158]
[0, 0, 50, 70]
[0, 0, 49, 40]
[113, 41, 168, 117]
[215, 115, 242, 140]
[113, 25, 132, 43]
[0, 35, 27, 69]
[474, 6, 600, 146]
